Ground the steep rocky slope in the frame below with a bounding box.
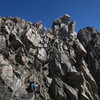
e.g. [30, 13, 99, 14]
[0, 15, 99, 100]
[78, 27, 100, 96]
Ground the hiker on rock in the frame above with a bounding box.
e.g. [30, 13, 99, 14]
[26, 81, 36, 100]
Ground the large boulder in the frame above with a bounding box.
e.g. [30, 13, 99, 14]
[78, 27, 100, 95]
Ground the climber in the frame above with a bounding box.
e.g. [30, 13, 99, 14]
[26, 81, 36, 100]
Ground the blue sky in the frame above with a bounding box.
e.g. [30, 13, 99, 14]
[0, 0, 100, 32]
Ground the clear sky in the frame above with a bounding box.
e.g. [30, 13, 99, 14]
[0, 0, 100, 32]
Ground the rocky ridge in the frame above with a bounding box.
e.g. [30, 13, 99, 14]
[78, 27, 100, 96]
[0, 15, 99, 100]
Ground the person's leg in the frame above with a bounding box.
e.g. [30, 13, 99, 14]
[32, 91, 36, 100]
[27, 93, 30, 100]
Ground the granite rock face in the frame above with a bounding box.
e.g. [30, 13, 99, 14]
[0, 16, 99, 100]
[78, 27, 100, 96]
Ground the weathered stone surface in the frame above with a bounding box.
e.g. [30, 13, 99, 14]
[74, 40, 87, 57]
[0, 16, 99, 100]
[63, 83, 78, 100]
[68, 21, 75, 33]
[37, 48, 47, 61]
[0, 34, 6, 48]
[60, 14, 70, 24]
[0, 55, 26, 99]
[15, 53, 28, 65]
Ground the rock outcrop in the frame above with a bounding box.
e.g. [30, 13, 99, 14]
[78, 27, 100, 96]
[0, 15, 99, 100]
